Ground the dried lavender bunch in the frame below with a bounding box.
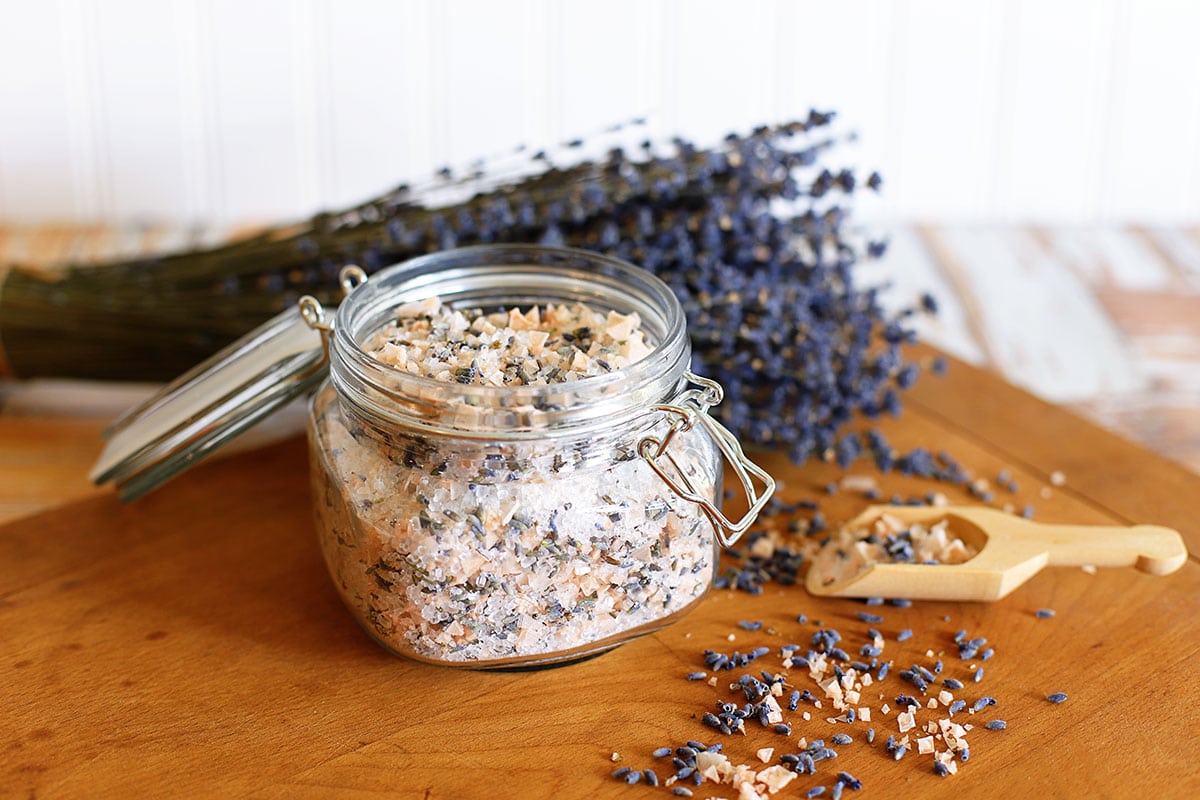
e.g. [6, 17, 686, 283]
[0, 112, 927, 463]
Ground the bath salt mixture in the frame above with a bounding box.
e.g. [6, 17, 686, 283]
[809, 514, 979, 588]
[363, 296, 654, 385]
[310, 297, 720, 664]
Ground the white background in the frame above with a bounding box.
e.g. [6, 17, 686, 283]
[0, 0, 1198, 226]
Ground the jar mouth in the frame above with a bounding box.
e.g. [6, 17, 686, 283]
[330, 245, 691, 437]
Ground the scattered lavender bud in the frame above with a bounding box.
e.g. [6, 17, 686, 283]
[837, 771, 862, 790]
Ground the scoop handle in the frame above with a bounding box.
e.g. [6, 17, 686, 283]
[1036, 523, 1188, 576]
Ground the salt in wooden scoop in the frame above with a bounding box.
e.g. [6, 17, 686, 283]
[805, 505, 1188, 601]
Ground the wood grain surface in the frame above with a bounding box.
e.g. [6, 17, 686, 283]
[4, 349, 1199, 799]
[0, 416, 108, 523]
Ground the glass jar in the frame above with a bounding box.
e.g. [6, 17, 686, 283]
[306, 245, 773, 668]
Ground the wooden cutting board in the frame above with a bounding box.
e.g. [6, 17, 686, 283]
[3, 346, 1199, 799]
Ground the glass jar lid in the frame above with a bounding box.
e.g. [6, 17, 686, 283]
[89, 299, 334, 501]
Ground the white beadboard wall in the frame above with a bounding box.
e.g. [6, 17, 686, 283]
[0, 0, 1198, 225]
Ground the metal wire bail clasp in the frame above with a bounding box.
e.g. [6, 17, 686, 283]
[297, 265, 369, 361]
[638, 372, 776, 548]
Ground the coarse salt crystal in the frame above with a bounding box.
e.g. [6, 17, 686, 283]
[738, 783, 764, 800]
[757, 765, 797, 794]
[840, 475, 878, 492]
[605, 310, 640, 341]
[917, 736, 935, 754]
[750, 537, 775, 559]
[395, 296, 441, 318]
[697, 750, 731, 780]
[898, 710, 916, 733]
[756, 747, 775, 763]
[526, 329, 549, 354]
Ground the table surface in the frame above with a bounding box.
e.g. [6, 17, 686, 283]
[3, 344, 1199, 799]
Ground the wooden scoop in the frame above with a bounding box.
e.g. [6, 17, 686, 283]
[805, 505, 1188, 601]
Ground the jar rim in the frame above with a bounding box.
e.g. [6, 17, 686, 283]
[329, 245, 691, 437]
